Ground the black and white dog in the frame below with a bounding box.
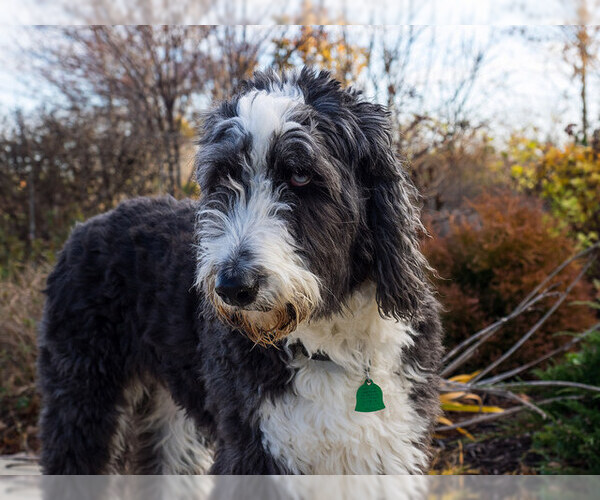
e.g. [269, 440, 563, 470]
[38, 68, 443, 475]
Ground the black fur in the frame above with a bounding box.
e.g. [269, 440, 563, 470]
[38, 197, 292, 474]
[38, 68, 443, 475]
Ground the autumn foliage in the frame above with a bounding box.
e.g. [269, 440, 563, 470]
[423, 191, 597, 372]
[508, 138, 600, 247]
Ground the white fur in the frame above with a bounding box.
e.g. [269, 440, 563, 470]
[140, 385, 213, 474]
[237, 89, 304, 169]
[107, 380, 146, 473]
[110, 476, 425, 500]
[259, 283, 430, 474]
[111, 380, 213, 474]
[272, 476, 428, 500]
[195, 173, 321, 315]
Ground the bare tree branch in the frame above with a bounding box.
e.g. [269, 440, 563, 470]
[441, 380, 550, 418]
[478, 321, 600, 385]
[495, 380, 600, 393]
[470, 257, 595, 382]
[436, 396, 584, 432]
[441, 242, 599, 377]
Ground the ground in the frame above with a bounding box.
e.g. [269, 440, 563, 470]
[432, 422, 543, 475]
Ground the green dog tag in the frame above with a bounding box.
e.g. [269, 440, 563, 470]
[355, 378, 385, 412]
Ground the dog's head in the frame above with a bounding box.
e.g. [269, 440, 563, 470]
[194, 68, 429, 346]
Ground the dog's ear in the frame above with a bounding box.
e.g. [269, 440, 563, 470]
[354, 101, 430, 321]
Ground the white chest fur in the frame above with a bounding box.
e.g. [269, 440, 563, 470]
[258, 285, 430, 474]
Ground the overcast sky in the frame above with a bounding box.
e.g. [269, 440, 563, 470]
[0, 1, 598, 144]
[0, 0, 588, 24]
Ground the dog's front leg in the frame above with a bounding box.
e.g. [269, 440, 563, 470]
[209, 435, 289, 475]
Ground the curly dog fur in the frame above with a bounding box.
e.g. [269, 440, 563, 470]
[38, 69, 443, 475]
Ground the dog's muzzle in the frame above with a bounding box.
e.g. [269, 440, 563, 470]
[196, 175, 322, 346]
[205, 266, 316, 347]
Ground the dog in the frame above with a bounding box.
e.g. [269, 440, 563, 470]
[37, 68, 443, 475]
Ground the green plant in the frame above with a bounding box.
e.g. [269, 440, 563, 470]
[531, 321, 600, 474]
[508, 138, 600, 247]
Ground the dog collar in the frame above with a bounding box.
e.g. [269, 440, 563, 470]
[291, 342, 332, 362]
[290, 343, 385, 412]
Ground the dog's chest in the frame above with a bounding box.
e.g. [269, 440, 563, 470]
[259, 359, 427, 474]
[258, 300, 429, 474]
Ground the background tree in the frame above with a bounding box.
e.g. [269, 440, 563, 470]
[516, 1, 600, 145]
[203, 26, 272, 101]
[560, 1, 600, 145]
[364, 25, 496, 212]
[29, 26, 213, 196]
[0, 107, 161, 267]
[272, 1, 369, 86]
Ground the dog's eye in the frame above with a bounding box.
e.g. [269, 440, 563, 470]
[290, 173, 311, 187]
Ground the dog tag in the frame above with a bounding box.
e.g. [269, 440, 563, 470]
[355, 378, 385, 412]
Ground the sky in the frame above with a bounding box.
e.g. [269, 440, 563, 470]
[0, 1, 598, 144]
[0, 0, 586, 24]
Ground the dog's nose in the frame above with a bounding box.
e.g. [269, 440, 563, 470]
[215, 273, 259, 307]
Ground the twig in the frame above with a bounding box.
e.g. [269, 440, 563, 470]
[441, 241, 599, 370]
[441, 291, 554, 377]
[441, 380, 549, 418]
[442, 318, 506, 366]
[441, 290, 559, 366]
[470, 258, 594, 383]
[435, 395, 584, 432]
[513, 241, 599, 317]
[478, 321, 600, 385]
[496, 380, 600, 393]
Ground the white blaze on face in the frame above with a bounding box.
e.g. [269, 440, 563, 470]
[236, 87, 305, 171]
[195, 86, 320, 335]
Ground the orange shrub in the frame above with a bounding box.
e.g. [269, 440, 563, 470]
[423, 191, 596, 372]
